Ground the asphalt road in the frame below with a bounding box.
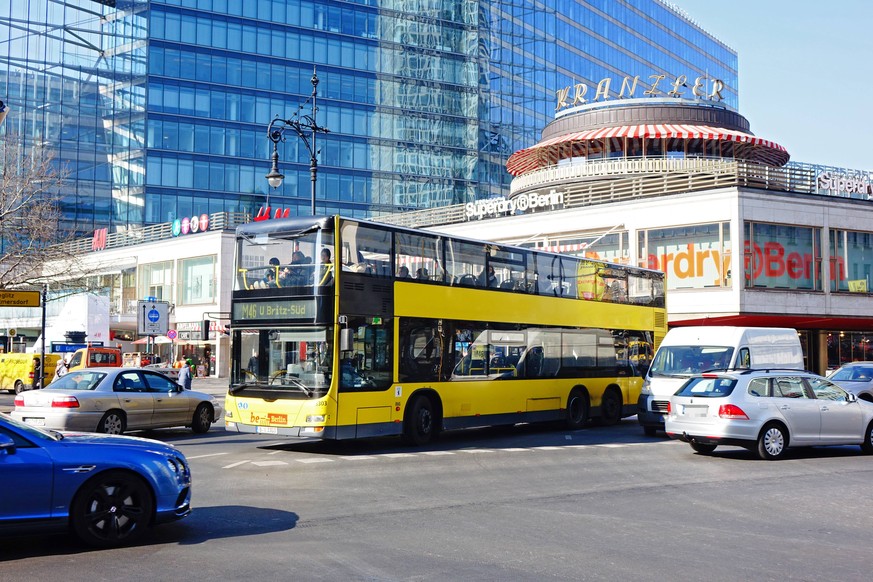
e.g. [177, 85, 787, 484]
[2, 401, 873, 581]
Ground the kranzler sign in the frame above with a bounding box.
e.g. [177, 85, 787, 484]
[556, 73, 726, 113]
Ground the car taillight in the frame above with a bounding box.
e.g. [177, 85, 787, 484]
[51, 396, 80, 408]
[666, 401, 672, 414]
[13, 396, 24, 407]
[718, 404, 749, 419]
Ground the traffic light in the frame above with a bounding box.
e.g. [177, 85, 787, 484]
[200, 319, 210, 341]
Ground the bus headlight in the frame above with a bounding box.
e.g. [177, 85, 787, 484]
[305, 415, 326, 423]
[225, 409, 233, 419]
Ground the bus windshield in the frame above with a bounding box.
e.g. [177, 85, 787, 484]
[236, 223, 334, 291]
[234, 327, 333, 396]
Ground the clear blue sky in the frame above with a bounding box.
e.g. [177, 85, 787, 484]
[671, 0, 873, 171]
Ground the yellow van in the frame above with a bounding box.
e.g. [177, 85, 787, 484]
[0, 353, 61, 394]
[66, 346, 122, 372]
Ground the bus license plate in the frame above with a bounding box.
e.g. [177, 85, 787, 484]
[257, 426, 278, 434]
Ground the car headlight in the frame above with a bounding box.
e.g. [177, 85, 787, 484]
[640, 381, 652, 395]
[166, 456, 190, 484]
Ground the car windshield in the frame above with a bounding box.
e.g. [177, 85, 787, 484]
[49, 371, 107, 391]
[649, 345, 734, 377]
[675, 376, 738, 397]
[829, 365, 873, 382]
[1, 412, 62, 441]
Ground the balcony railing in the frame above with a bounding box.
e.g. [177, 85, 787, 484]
[377, 158, 861, 229]
[56, 211, 252, 256]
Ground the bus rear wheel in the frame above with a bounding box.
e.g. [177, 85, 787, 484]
[565, 388, 589, 430]
[403, 394, 438, 446]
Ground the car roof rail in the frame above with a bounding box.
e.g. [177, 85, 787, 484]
[738, 367, 815, 375]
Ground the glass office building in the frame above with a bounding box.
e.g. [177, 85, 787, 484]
[0, 0, 737, 235]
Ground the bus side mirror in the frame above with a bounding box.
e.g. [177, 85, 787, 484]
[340, 328, 354, 352]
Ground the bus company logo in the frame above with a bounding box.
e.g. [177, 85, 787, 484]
[91, 228, 108, 251]
[465, 190, 564, 220]
[556, 73, 726, 112]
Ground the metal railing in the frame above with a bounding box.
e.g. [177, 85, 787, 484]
[377, 158, 855, 229]
[56, 211, 252, 256]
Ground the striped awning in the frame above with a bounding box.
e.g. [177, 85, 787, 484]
[506, 124, 790, 176]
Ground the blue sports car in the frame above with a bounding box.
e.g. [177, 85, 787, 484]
[0, 412, 191, 547]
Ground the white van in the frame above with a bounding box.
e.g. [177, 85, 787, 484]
[637, 326, 804, 435]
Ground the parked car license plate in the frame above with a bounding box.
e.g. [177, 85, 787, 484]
[23, 417, 46, 426]
[257, 426, 278, 434]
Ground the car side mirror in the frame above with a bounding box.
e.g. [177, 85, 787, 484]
[0, 433, 17, 455]
[846, 392, 858, 403]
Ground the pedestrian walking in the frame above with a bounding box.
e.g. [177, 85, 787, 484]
[178, 360, 192, 390]
[53, 356, 68, 382]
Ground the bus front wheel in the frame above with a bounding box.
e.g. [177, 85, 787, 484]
[403, 394, 439, 446]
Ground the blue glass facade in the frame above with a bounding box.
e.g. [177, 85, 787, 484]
[0, 0, 147, 232]
[1, 0, 737, 233]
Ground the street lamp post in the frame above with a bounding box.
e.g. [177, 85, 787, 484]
[265, 68, 329, 216]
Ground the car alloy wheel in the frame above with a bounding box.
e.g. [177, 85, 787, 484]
[71, 470, 154, 548]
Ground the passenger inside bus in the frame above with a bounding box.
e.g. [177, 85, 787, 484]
[478, 265, 499, 288]
[416, 267, 429, 280]
[398, 265, 411, 278]
[281, 251, 308, 286]
[262, 257, 280, 287]
[318, 248, 334, 285]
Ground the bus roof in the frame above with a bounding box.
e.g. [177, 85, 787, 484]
[235, 214, 664, 278]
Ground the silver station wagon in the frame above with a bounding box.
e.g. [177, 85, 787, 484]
[665, 369, 873, 460]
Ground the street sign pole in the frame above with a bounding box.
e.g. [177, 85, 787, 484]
[40, 284, 46, 389]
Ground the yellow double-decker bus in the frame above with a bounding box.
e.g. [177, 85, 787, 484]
[224, 215, 666, 444]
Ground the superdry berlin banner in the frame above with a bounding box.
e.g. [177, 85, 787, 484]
[576, 223, 852, 291]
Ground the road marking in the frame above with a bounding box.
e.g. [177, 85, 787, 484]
[216, 439, 674, 469]
[186, 452, 229, 460]
[223, 460, 250, 469]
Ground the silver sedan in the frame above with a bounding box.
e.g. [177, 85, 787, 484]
[11, 367, 222, 435]
[665, 370, 873, 459]
[827, 362, 873, 402]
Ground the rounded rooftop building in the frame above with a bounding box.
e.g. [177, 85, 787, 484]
[506, 82, 789, 201]
[508, 97, 789, 175]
